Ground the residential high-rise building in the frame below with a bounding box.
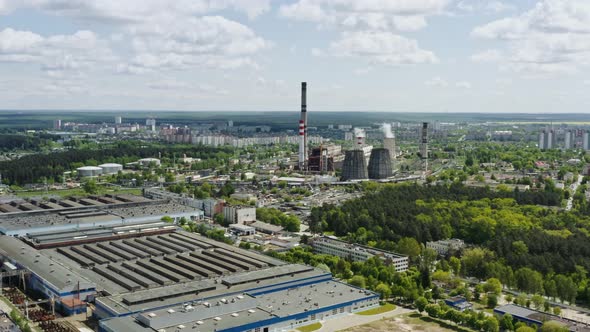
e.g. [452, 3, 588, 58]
[539, 129, 554, 150]
[115, 116, 122, 124]
[53, 119, 61, 130]
[564, 130, 574, 150]
[584, 131, 590, 151]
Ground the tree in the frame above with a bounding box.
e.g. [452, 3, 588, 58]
[397, 237, 422, 260]
[515, 327, 536, 332]
[83, 179, 99, 194]
[375, 283, 391, 300]
[425, 304, 441, 318]
[161, 216, 173, 223]
[415, 296, 428, 313]
[515, 268, 544, 294]
[553, 307, 561, 316]
[487, 294, 498, 308]
[349, 275, 366, 289]
[500, 313, 514, 331]
[449, 256, 461, 276]
[482, 317, 500, 332]
[484, 278, 502, 295]
[540, 321, 569, 332]
[531, 294, 545, 310]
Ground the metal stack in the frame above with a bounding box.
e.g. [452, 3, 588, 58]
[368, 148, 393, 179]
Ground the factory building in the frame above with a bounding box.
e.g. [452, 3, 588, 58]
[0, 194, 380, 331]
[311, 236, 408, 272]
[0, 197, 202, 236]
[138, 158, 161, 167]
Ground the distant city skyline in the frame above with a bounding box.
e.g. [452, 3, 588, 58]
[0, 0, 589, 113]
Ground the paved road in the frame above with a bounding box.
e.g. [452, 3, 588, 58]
[316, 306, 414, 332]
[566, 174, 584, 211]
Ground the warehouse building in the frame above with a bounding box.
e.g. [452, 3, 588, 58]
[1, 226, 380, 331]
[311, 236, 409, 272]
[0, 199, 202, 236]
[494, 304, 590, 331]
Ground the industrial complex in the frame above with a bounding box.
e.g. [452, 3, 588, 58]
[0, 193, 380, 332]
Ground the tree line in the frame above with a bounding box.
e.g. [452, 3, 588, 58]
[0, 141, 234, 185]
[309, 183, 590, 306]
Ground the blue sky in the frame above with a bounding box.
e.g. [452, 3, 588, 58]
[0, 0, 588, 113]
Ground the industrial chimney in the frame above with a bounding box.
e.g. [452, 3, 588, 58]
[298, 82, 307, 171]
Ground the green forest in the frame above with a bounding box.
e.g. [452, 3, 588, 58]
[0, 142, 235, 185]
[309, 183, 590, 306]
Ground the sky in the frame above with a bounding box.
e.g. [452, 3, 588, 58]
[0, 0, 589, 113]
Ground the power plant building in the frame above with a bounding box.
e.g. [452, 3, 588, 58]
[341, 150, 368, 180]
[368, 148, 393, 179]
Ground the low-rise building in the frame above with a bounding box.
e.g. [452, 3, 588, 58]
[229, 224, 256, 236]
[426, 238, 465, 256]
[311, 237, 408, 272]
[444, 296, 472, 312]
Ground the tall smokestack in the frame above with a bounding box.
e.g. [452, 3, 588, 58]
[354, 128, 365, 148]
[420, 122, 428, 177]
[298, 82, 307, 170]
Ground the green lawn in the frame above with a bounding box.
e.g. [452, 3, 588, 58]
[297, 322, 322, 332]
[356, 302, 396, 316]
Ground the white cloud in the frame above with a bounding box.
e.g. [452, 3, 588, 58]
[471, 0, 590, 74]
[425, 77, 471, 89]
[425, 76, 448, 87]
[0, 28, 115, 74]
[279, 0, 449, 31]
[0, 1, 271, 74]
[0, 0, 271, 21]
[326, 31, 438, 65]
[471, 49, 504, 62]
[456, 1, 515, 14]
[123, 15, 269, 71]
[455, 81, 472, 89]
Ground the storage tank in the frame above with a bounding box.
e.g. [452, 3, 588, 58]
[138, 158, 161, 167]
[77, 166, 103, 177]
[368, 148, 393, 179]
[341, 150, 368, 181]
[99, 163, 123, 174]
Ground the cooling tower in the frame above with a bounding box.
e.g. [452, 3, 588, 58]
[342, 150, 368, 180]
[383, 137, 395, 162]
[368, 148, 393, 179]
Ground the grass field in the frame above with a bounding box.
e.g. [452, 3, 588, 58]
[297, 322, 322, 332]
[356, 303, 396, 316]
[341, 313, 476, 332]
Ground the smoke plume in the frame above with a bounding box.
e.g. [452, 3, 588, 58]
[382, 123, 394, 138]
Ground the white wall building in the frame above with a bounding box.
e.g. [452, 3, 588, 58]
[311, 237, 408, 272]
[426, 238, 465, 256]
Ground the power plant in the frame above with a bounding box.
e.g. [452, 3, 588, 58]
[341, 129, 368, 180]
[298, 82, 308, 171]
[368, 148, 392, 179]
